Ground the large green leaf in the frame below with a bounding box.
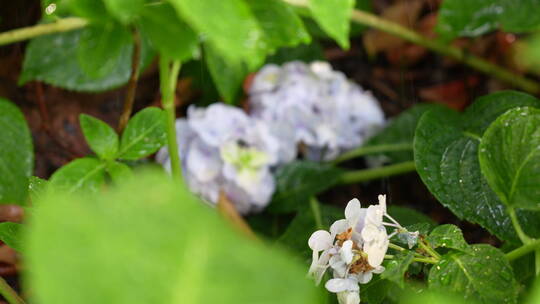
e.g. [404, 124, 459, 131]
[49, 158, 106, 194]
[118, 107, 167, 160]
[428, 244, 518, 304]
[247, 0, 310, 51]
[0, 222, 23, 252]
[20, 29, 155, 92]
[168, 0, 265, 68]
[102, 0, 145, 23]
[0, 99, 33, 205]
[436, 0, 540, 40]
[77, 23, 132, 79]
[479, 107, 540, 210]
[268, 161, 344, 213]
[79, 114, 119, 160]
[138, 3, 199, 61]
[427, 224, 470, 253]
[204, 44, 248, 105]
[381, 250, 415, 288]
[26, 172, 321, 304]
[365, 104, 442, 163]
[308, 0, 354, 49]
[414, 91, 540, 242]
[68, 0, 110, 22]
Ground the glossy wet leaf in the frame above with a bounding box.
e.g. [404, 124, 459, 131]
[204, 44, 248, 105]
[79, 114, 119, 160]
[428, 224, 470, 253]
[118, 107, 167, 160]
[0, 99, 33, 205]
[268, 161, 344, 213]
[102, 0, 144, 23]
[49, 158, 106, 194]
[479, 107, 540, 210]
[26, 172, 321, 304]
[77, 23, 131, 79]
[428, 244, 518, 304]
[20, 29, 155, 92]
[138, 3, 199, 61]
[247, 0, 310, 51]
[0, 222, 23, 252]
[414, 91, 540, 242]
[308, 0, 354, 49]
[169, 0, 265, 68]
[366, 104, 442, 163]
[381, 250, 415, 288]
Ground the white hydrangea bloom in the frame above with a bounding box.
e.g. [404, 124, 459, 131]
[156, 103, 283, 214]
[249, 61, 385, 161]
[307, 195, 414, 304]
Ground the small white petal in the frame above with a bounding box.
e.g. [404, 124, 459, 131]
[330, 219, 349, 237]
[325, 278, 359, 293]
[340, 240, 354, 264]
[345, 198, 362, 225]
[337, 291, 360, 304]
[372, 265, 385, 274]
[378, 194, 387, 213]
[365, 205, 384, 226]
[329, 255, 348, 278]
[365, 238, 389, 267]
[356, 271, 373, 284]
[308, 230, 333, 251]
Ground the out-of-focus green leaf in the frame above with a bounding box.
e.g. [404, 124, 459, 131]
[362, 276, 391, 304]
[20, 29, 155, 92]
[428, 244, 518, 304]
[204, 44, 248, 105]
[427, 224, 470, 253]
[118, 108, 167, 160]
[0, 222, 23, 252]
[414, 91, 540, 243]
[79, 114, 119, 160]
[0, 99, 33, 205]
[268, 161, 344, 213]
[308, 0, 354, 49]
[266, 42, 324, 64]
[77, 23, 131, 79]
[29, 176, 48, 204]
[106, 162, 132, 184]
[138, 3, 199, 61]
[387, 205, 436, 227]
[381, 251, 415, 288]
[68, 0, 110, 22]
[26, 172, 321, 304]
[49, 158, 106, 194]
[102, 0, 144, 23]
[479, 107, 540, 210]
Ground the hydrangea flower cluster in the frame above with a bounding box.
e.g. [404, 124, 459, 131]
[308, 195, 416, 304]
[248, 61, 385, 161]
[157, 61, 385, 213]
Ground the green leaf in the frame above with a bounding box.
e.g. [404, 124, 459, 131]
[26, 172, 321, 304]
[68, 0, 110, 22]
[79, 114, 119, 160]
[168, 0, 265, 68]
[436, 0, 540, 40]
[365, 104, 441, 163]
[479, 107, 540, 210]
[20, 29, 155, 92]
[102, 0, 144, 23]
[29, 176, 48, 203]
[0, 98, 33, 205]
[381, 250, 415, 288]
[308, 0, 354, 49]
[106, 161, 132, 184]
[427, 224, 470, 253]
[118, 107, 167, 160]
[49, 158, 106, 194]
[0, 222, 23, 252]
[268, 161, 344, 213]
[428, 244, 518, 304]
[414, 91, 540, 242]
[362, 276, 391, 304]
[387, 205, 436, 227]
[138, 3, 199, 61]
[77, 23, 132, 79]
[204, 44, 248, 105]
[266, 42, 324, 64]
[247, 0, 310, 51]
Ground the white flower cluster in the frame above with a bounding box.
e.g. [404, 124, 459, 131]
[308, 195, 415, 304]
[157, 61, 385, 213]
[249, 61, 385, 161]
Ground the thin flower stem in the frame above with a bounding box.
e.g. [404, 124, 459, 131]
[505, 239, 540, 261]
[159, 57, 182, 180]
[310, 197, 324, 230]
[117, 28, 142, 133]
[384, 254, 394, 259]
[331, 143, 413, 165]
[0, 17, 88, 46]
[339, 161, 416, 184]
[508, 207, 533, 244]
[0, 276, 26, 304]
[388, 243, 405, 252]
[419, 239, 441, 260]
[413, 257, 438, 264]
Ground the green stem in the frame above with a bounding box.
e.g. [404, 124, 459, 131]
[419, 239, 441, 260]
[388, 243, 405, 252]
[413, 257, 438, 264]
[159, 58, 182, 180]
[310, 197, 324, 230]
[0, 276, 25, 304]
[0, 17, 88, 46]
[339, 161, 415, 184]
[506, 239, 540, 261]
[536, 250, 540, 276]
[331, 143, 413, 165]
[508, 207, 533, 244]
